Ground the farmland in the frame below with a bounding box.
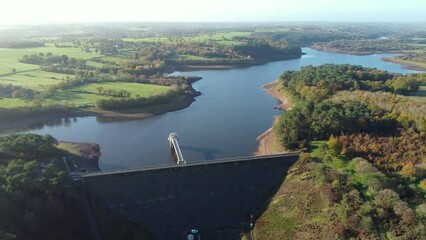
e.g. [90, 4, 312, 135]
[0, 41, 183, 122]
[122, 31, 251, 45]
[44, 82, 171, 107]
[0, 24, 304, 124]
[0, 44, 99, 74]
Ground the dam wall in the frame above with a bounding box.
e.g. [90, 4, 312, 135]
[82, 153, 299, 239]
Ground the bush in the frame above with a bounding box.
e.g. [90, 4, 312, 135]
[400, 162, 418, 179]
[328, 135, 343, 157]
[419, 179, 426, 192]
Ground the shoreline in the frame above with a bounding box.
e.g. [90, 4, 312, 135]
[311, 45, 426, 71]
[57, 141, 102, 172]
[0, 93, 198, 133]
[310, 45, 403, 56]
[173, 53, 304, 72]
[0, 76, 202, 133]
[254, 80, 292, 156]
[381, 57, 426, 71]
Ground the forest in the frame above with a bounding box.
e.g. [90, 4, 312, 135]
[0, 134, 91, 240]
[275, 64, 425, 150]
[265, 64, 426, 239]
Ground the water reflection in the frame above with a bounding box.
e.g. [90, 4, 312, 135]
[15, 117, 79, 132]
[180, 145, 222, 160]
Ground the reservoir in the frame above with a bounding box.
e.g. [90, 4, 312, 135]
[19, 48, 420, 170]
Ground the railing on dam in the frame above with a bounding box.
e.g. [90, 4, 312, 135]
[81, 152, 299, 178]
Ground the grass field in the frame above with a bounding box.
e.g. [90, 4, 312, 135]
[215, 40, 245, 46]
[0, 44, 101, 75]
[72, 82, 170, 96]
[102, 55, 132, 63]
[86, 61, 104, 68]
[0, 97, 32, 108]
[174, 54, 223, 61]
[0, 49, 39, 74]
[309, 140, 326, 158]
[409, 85, 426, 101]
[0, 44, 175, 110]
[408, 43, 426, 48]
[254, 28, 291, 33]
[185, 31, 251, 41]
[0, 70, 73, 90]
[122, 31, 251, 45]
[122, 37, 170, 43]
[44, 90, 112, 107]
[43, 82, 171, 107]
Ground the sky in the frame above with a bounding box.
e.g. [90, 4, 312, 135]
[1, 0, 426, 25]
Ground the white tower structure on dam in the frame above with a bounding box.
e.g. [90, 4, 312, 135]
[168, 133, 186, 165]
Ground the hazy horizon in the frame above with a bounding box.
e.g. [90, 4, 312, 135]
[1, 0, 426, 26]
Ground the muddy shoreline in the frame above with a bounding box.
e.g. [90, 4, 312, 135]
[254, 80, 292, 156]
[311, 45, 426, 71]
[310, 45, 403, 56]
[381, 57, 426, 71]
[58, 141, 102, 172]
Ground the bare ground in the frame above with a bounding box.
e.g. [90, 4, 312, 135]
[254, 81, 292, 156]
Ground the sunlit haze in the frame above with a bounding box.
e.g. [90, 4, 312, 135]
[2, 0, 426, 25]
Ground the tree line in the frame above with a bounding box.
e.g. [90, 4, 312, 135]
[0, 134, 91, 240]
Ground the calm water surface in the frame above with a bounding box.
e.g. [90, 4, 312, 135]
[19, 48, 420, 170]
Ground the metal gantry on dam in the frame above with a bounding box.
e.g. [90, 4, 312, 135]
[168, 132, 186, 165]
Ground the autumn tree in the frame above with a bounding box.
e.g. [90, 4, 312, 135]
[328, 135, 343, 157]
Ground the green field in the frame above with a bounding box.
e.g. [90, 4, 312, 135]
[185, 31, 251, 41]
[72, 82, 170, 96]
[122, 31, 251, 45]
[174, 54, 223, 61]
[122, 37, 170, 43]
[0, 44, 175, 110]
[309, 140, 327, 158]
[254, 28, 291, 33]
[0, 44, 101, 75]
[408, 43, 426, 48]
[0, 70, 73, 91]
[0, 49, 39, 74]
[0, 97, 32, 108]
[215, 40, 245, 46]
[86, 61, 104, 68]
[102, 55, 132, 63]
[409, 85, 426, 101]
[43, 82, 171, 107]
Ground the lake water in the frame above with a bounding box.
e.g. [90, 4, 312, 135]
[19, 48, 420, 171]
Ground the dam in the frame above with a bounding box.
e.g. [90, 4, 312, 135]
[80, 153, 299, 239]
